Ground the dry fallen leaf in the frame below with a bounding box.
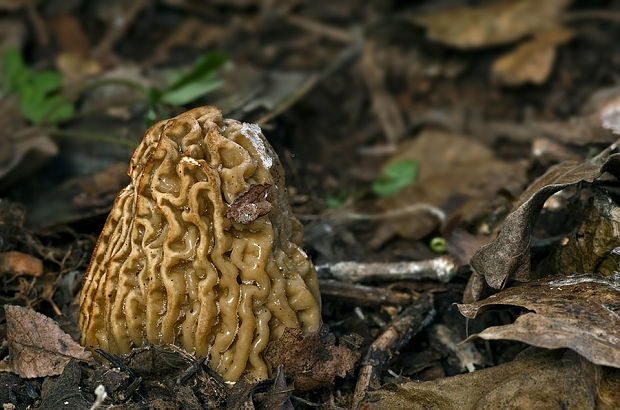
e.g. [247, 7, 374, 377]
[537, 189, 620, 278]
[458, 274, 620, 368]
[226, 183, 272, 224]
[369, 348, 603, 410]
[491, 26, 574, 86]
[264, 327, 359, 392]
[0, 99, 58, 190]
[471, 151, 620, 289]
[600, 96, 620, 135]
[411, 0, 570, 49]
[380, 130, 527, 242]
[0, 251, 43, 277]
[4, 304, 93, 378]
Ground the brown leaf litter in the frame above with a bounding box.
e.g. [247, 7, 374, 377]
[226, 183, 273, 224]
[458, 274, 620, 369]
[2, 305, 93, 378]
[264, 327, 359, 392]
[470, 146, 620, 292]
[370, 348, 614, 410]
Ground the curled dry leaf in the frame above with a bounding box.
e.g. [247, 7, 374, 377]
[536, 189, 620, 278]
[410, 0, 570, 49]
[225, 183, 272, 224]
[4, 304, 93, 378]
[470, 150, 620, 289]
[457, 274, 620, 368]
[369, 348, 603, 410]
[491, 26, 574, 86]
[264, 327, 359, 392]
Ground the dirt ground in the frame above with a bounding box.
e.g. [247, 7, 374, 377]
[0, 0, 619, 409]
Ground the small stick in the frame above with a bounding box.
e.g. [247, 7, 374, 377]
[284, 14, 352, 43]
[430, 324, 485, 373]
[317, 255, 459, 283]
[319, 279, 414, 306]
[351, 294, 435, 409]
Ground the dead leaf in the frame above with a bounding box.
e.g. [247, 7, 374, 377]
[537, 189, 620, 277]
[381, 130, 527, 241]
[0, 251, 43, 277]
[600, 97, 620, 135]
[369, 348, 602, 409]
[226, 183, 272, 224]
[470, 150, 620, 289]
[0, 99, 58, 190]
[457, 274, 620, 368]
[0, 0, 21, 11]
[264, 327, 359, 392]
[491, 26, 574, 86]
[0, 19, 26, 50]
[4, 304, 93, 378]
[411, 0, 570, 49]
[260, 365, 294, 410]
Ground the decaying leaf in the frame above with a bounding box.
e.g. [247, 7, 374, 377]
[491, 26, 573, 86]
[458, 274, 620, 368]
[537, 190, 620, 277]
[380, 130, 527, 241]
[470, 150, 620, 289]
[4, 304, 93, 378]
[260, 365, 294, 410]
[411, 0, 570, 49]
[0, 99, 58, 190]
[600, 97, 620, 135]
[369, 348, 602, 409]
[0, 251, 43, 277]
[264, 327, 359, 392]
[226, 183, 272, 224]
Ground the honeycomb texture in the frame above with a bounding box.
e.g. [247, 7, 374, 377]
[78, 106, 321, 381]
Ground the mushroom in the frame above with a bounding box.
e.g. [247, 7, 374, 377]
[78, 106, 321, 381]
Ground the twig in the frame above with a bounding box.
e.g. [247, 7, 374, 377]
[25, 0, 48, 46]
[563, 10, 620, 24]
[177, 356, 206, 385]
[94, 0, 151, 58]
[284, 14, 353, 43]
[429, 324, 485, 373]
[317, 255, 459, 283]
[319, 279, 415, 305]
[256, 30, 362, 126]
[360, 40, 406, 144]
[300, 203, 446, 223]
[351, 293, 435, 409]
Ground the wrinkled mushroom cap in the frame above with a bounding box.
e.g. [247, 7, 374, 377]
[79, 106, 321, 381]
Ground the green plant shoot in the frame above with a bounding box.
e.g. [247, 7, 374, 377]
[1, 47, 74, 124]
[372, 159, 418, 198]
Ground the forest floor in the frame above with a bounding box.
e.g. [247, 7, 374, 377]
[0, 0, 619, 409]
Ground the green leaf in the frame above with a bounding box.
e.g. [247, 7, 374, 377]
[161, 75, 223, 105]
[32, 71, 62, 94]
[166, 52, 227, 91]
[2, 47, 28, 92]
[19, 85, 73, 124]
[372, 159, 418, 198]
[157, 52, 227, 106]
[325, 191, 349, 209]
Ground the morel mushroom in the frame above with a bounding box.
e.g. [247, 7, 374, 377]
[79, 106, 321, 381]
